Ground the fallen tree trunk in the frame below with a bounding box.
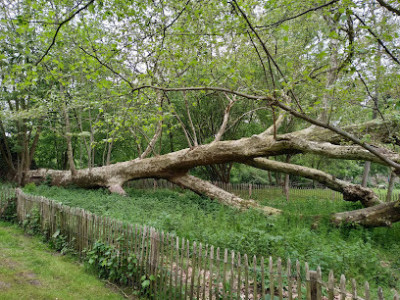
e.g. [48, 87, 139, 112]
[331, 201, 400, 227]
[26, 131, 400, 189]
[168, 173, 281, 214]
[248, 157, 382, 207]
[24, 119, 400, 226]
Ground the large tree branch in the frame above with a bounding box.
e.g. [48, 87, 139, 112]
[168, 173, 281, 214]
[247, 157, 381, 207]
[128, 85, 400, 171]
[274, 95, 400, 171]
[24, 120, 400, 223]
[332, 201, 400, 227]
[292, 119, 398, 145]
[26, 125, 400, 189]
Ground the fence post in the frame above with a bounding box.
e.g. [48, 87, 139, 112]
[249, 183, 252, 198]
[309, 270, 319, 300]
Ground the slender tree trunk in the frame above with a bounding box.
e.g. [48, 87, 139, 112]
[386, 171, 396, 202]
[362, 42, 382, 187]
[320, 17, 338, 123]
[267, 171, 273, 185]
[106, 137, 114, 166]
[361, 161, 371, 187]
[63, 106, 76, 176]
[283, 155, 291, 201]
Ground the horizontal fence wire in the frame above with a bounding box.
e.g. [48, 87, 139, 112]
[0, 188, 398, 300]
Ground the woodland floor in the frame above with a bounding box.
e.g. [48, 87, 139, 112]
[22, 184, 400, 297]
[0, 221, 129, 300]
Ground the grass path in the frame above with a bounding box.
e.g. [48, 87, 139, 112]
[0, 221, 126, 300]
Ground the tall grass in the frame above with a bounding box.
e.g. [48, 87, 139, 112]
[23, 184, 400, 292]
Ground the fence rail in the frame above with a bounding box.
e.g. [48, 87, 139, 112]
[0, 188, 396, 299]
[126, 179, 400, 202]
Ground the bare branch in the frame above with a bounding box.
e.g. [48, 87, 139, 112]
[376, 0, 400, 16]
[256, 0, 340, 29]
[63, 105, 76, 176]
[260, 113, 285, 137]
[232, 0, 304, 113]
[140, 94, 164, 159]
[36, 0, 95, 65]
[79, 46, 135, 89]
[246, 31, 269, 85]
[213, 94, 237, 143]
[183, 92, 198, 146]
[354, 13, 400, 66]
[225, 106, 269, 133]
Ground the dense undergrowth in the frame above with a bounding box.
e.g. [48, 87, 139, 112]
[23, 184, 400, 293]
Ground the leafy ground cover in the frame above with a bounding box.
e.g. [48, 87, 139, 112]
[0, 221, 127, 300]
[23, 184, 400, 295]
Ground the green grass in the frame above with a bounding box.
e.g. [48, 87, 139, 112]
[23, 184, 400, 295]
[0, 221, 126, 300]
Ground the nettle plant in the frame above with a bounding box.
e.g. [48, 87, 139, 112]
[85, 239, 138, 285]
[22, 207, 41, 235]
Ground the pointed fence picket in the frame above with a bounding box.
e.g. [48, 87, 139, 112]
[0, 188, 397, 299]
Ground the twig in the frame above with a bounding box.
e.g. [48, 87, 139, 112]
[376, 0, 400, 16]
[354, 13, 400, 66]
[36, 0, 95, 65]
[231, 0, 304, 113]
[256, 0, 339, 29]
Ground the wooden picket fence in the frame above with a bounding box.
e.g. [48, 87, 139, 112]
[0, 186, 15, 219]
[2, 188, 397, 299]
[126, 179, 400, 202]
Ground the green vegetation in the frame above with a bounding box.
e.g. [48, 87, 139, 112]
[0, 221, 125, 300]
[0, 0, 400, 296]
[24, 184, 400, 293]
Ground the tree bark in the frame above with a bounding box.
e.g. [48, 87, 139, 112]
[386, 171, 396, 202]
[283, 155, 291, 201]
[248, 157, 381, 207]
[361, 161, 371, 187]
[169, 173, 281, 214]
[331, 201, 400, 227]
[63, 106, 76, 176]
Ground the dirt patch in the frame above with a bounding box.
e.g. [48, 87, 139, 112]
[23, 272, 37, 279]
[0, 258, 20, 270]
[28, 279, 41, 286]
[16, 271, 42, 286]
[0, 281, 11, 289]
